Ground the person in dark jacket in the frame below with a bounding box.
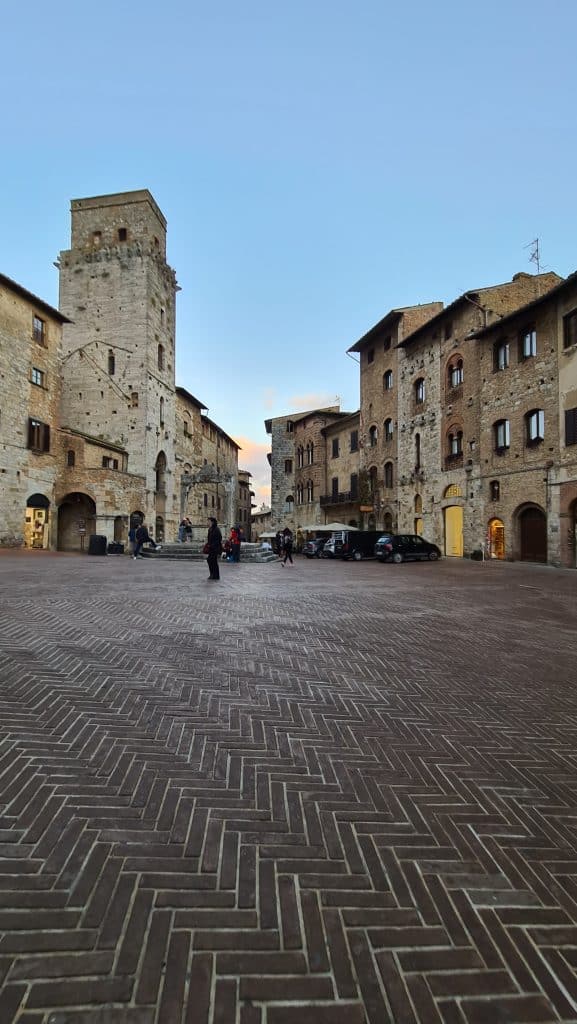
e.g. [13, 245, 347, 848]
[133, 522, 162, 559]
[281, 527, 294, 566]
[206, 517, 223, 580]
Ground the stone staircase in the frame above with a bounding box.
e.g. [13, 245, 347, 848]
[141, 542, 277, 563]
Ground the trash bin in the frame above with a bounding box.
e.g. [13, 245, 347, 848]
[107, 542, 124, 555]
[88, 534, 108, 556]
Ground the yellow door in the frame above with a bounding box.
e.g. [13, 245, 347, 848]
[444, 505, 463, 557]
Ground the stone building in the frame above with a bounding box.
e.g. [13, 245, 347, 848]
[237, 470, 254, 539]
[293, 408, 352, 530]
[0, 274, 69, 548]
[0, 189, 242, 551]
[265, 406, 340, 533]
[470, 271, 577, 567]
[319, 412, 362, 527]
[348, 303, 444, 533]
[395, 272, 561, 558]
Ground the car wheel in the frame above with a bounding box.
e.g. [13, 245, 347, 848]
[353, 551, 362, 561]
[392, 552, 403, 564]
[428, 551, 439, 561]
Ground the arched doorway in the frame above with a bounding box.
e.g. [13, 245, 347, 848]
[488, 518, 505, 559]
[519, 506, 547, 563]
[383, 512, 393, 532]
[443, 484, 463, 557]
[114, 516, 127, 543]
[57, 493, 96, 551]
[25, 493, 50, 549]
[367, 513, 376, 530]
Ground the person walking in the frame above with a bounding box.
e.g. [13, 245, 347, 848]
[178, 518, 187, 543]
[206, 517, 223, 580]
[281, 527, 294, 566]
[133, 522, 162, 559]
[230, 526, 241, 563]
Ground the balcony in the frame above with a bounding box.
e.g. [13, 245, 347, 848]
[444, 452, 463, 469]
[320, 491, 358, 507]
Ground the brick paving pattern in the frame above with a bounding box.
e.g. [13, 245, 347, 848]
[0, 551, 576, 1023]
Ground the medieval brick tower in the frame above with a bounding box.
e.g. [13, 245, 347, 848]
[57, 190, 179, 538]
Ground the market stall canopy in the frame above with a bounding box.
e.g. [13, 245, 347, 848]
[258, 531, 278, 538]
[300, 522, 360, 532]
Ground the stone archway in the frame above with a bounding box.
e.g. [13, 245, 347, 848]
[488, 518, 505, 559]
[518, 505, 547, 563]
[57, 493, 96, 552]
[25, 493, 50, 549]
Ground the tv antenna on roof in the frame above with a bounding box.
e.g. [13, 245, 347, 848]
[525, 238, 541, 274]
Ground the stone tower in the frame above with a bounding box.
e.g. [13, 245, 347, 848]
[57, 190, 179, 536]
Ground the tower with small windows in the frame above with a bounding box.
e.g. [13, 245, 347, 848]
[57, 190, 179, 538]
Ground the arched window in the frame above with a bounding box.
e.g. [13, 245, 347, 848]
[525, 409, 544, 444]
[415, 432, 421, 470]
[490, 480, 500, 501]
[297, 446, 304, 468]
[155, 451, 167, 494]
[306, 480, 314, 502]
[444, 484, 462, 498]
[448, 358, 464, 388]
[158, 344, 165, 371]
[108, 351, 115, 375]
[384, 418, 393, 442]
[67, 450, 75, 467]
[384, 462, 394, 489]
[159, 397, 165, 427]
[414, 378, 426, 404]
[383, 369, 393, 391]
[414, 494, 422, 514]
[296, 483, 304, 504]
[306, 443, 314, 465]
[285, 494, 294, 512]
[368, 425, 378, 447]
[447, 430, 463, 456]
[183, 413, 191, 437]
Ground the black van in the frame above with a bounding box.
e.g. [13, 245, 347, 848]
[337, 530, 383, 561]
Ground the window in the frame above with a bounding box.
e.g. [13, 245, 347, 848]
[448, 359, 464, 387]
[519, 327, 537, 360]
[490, 480, 500, 501]
[285, 495, 294, 512]
[525, 409, 544, 444]
[306, 480, 314, 502]
[306, 443, 314, 465]
[414, 494, 422, 514]
[494, 419, 510, 451]
[448, 430, 463, 456]
[33, 316, 45, 346]
[369, 467, 378, 494]
[331, 477, 339, 498]
[108, 351, 115, 375]
[160, 397, 165, 427]
[415, 378, 426, 404]
[367, 348, 375, 364]
[297, 446, 304, 468]
[332, 438, 340, 458]
[493, 340, 509, 371]
[118, 227, 127, 242]
[565, 407, 577, 446]
[92, 230, 102, 245]
[158, 344, 165, 371]
[284, 459, 293, 473]
[350, 473, 358, 498]
[286, 420, 294, 433]
[350, 430, 359, 452]
[383, 335, 392, 352]
[564, 310, 577, 350]
[31, 368, 45, 387]
[383, 369, 393, 390]
[102, 456, 119, 470]
[296, 483, 304, 504]
[203, 493, 208, 507]
[160, 308, 165, 325]
[27, 418, 50, 452]
[415, 432, 421, 470]
[384, 462, 394, 489]
[384, 418, 394, 442]
[131, 392, 139, 408]
[368, 425, 378, 447]
[67, 449, 75, 467]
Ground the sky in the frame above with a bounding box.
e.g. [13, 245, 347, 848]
[2, 0, 577, 506]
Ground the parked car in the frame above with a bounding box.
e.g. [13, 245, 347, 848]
[321, 536, 341, 558]
[375, 534, 441, 563]
[339, 530, 383, 561]
[304, 537, 328, 558]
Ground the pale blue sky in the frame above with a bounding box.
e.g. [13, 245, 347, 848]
[2, 0, 576, 503]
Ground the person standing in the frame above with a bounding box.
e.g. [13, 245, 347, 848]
[178, 518, 187, 543]
[206, 517, 222, 580]
[281, 527, 294, 566]
[230, 526, 241, 563]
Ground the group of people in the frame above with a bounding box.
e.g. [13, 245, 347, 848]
[178, 517, 193, 542]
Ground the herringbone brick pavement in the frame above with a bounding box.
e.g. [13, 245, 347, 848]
[0, 551, 576, 1022]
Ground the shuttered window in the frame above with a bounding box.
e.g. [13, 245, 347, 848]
[28, 418, 50, 452]
[566, 407, 577, 446]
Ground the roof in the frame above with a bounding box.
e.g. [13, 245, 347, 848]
[201, 414, 241, 450]
[347, 302, 443, 353]
[321, 410, 360, 434]
[265, 405, 340, 433]
[398, 272, 563, 349]
[469, 270, 577, 339]
[59, 426, 126, 453]
[176, 386, 208, 410]
[0, 273, 71, 323]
